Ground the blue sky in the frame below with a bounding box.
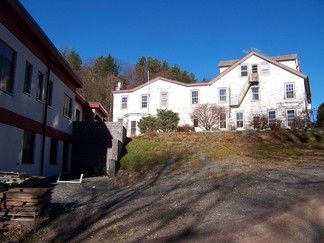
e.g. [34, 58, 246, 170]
[20, 0, 324, 110]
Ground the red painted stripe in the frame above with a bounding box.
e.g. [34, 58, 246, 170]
[0, 107, 72, 142]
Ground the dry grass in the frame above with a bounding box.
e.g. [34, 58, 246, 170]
[118, 130, 324, 184]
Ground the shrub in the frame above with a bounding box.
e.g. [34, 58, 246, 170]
[177, 124, 195, 133]
[251, 115, 269, 130]
[269, 119, 282, 130]
[156, 109, 180, 132]
[138, 116, 158, 134]
[138, 109, 180, 134]
[190, 103, 226, 131]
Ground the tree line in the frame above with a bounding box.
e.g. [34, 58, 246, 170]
[61, 49, 197, 120]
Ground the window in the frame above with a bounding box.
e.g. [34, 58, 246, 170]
[36, 72, 44, 101]
[191, 90, 199, 105]
[141, 94, 148, 108]
[260, 62, 270, 75]
[0, 41, 15, 93]
[287, 110, 295, 127]
[49, 138, 58, 164]
[160, 92, 168, 107]
[121, 96, 128, 109]
[240, 65, 248, 77]
[252, 64, 258, 73]
[22, 130, 34, 164]
[23, 61, 32, 94]
[236, 112, 244, 128]
[285, 83, 294, 99]
[268, 110, 276, 122]
[75, 109, 81, 121]
[219, 88, 227, 103]
[251, 86, 259, 101]
[131, 121, 136, 136]
[47, 81, 53, 107]
[193, 118, 198, 127]
[63, 94, 72, 118]
[220, 113, 227, 128]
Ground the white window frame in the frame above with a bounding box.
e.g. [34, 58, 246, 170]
[191, 90, 199, 105]
[121, 95, 128, 109]
[236, 112, 244, 128]
[240, 64, 248, 77]
[286, 109, 295, 127]
[141, 94, 148, 108]
[260, 62, 270, 75]
[219, 88, 227, 103]
[160, 92, 168, 108]
[285, 83, 295, 99]
[251, 85, 260, 101]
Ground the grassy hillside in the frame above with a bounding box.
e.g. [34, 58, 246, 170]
[120, 130, 324, 174]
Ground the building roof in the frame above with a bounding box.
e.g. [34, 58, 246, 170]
[0, 0, 82, 90]
[112, 76, 209, 94]
[218, 54, 298, 67]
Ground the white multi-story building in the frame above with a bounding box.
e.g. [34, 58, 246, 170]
[113, 51, 311, 136]
[0, 0, 98, 176]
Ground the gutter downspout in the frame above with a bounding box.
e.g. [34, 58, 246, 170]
[40, 56, 55, 176]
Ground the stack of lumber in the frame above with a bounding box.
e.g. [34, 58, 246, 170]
[0, 187, 52, 221]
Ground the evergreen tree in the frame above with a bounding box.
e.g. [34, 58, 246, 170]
[317, 102, 324, 127]
[61, 49, 82, 71]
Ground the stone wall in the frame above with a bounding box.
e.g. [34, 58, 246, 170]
[72, 122, 126, 177]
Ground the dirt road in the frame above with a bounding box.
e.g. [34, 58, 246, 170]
[15, 157, 324, 242]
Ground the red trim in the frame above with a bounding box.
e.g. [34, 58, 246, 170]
[0, 107, 72, 142]
[88, 102, 109, 118]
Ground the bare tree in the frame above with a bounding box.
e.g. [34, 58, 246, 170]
[190, 103, 226, 131]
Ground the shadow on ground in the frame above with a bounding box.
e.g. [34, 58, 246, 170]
[20, 157, 324, 243]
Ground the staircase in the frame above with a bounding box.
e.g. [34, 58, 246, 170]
[230, 73, 259, 108]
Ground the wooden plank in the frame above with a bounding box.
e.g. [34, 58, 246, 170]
[8, 187, 52, 193]
[5, 201, 41, 207]
[5, 206, 41, 211]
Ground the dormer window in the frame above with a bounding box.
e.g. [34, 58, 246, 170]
[240, 65, 248, 77]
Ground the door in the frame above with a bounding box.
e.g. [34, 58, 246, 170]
[131, 121, 136, 136]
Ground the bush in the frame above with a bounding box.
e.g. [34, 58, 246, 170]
[138, 116, 158, 134]
[190, 103, 226, 131]
[177, 124, 195, 133]
[269, 119, 282, 130]
[251, 115, 269, 130]
[138, 109, 180, 134]
[156, 109, 180, 133]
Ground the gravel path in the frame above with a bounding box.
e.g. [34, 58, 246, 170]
[21, 158, 324, 242]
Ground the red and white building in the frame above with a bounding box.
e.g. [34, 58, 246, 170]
[0, 0, 107, 176]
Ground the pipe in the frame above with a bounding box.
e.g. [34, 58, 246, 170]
[40, 56, 55, 176]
